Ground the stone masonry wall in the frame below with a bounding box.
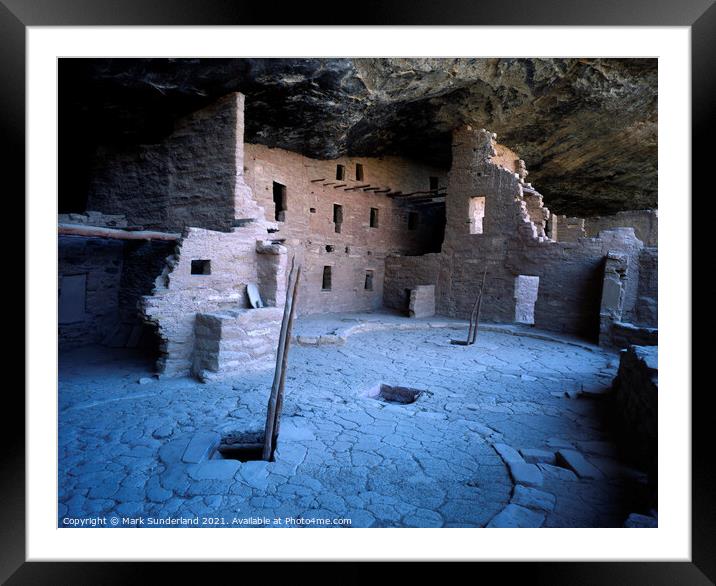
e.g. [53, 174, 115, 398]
[384, 127, 646, 341]
[86, 94, 245, 232]
[625, 246, 658, 327]
[243, 143, 448, 316]
[141, 222, 284, 376]
[383, 253, 443, 313]
[58, 236, 124, 348]
[192, 306, 283, 381]
[598, 241, 657, 348]
[551, 215, 586, 242]
[409, 285, 436, 318]
[585, 209, 658, 247]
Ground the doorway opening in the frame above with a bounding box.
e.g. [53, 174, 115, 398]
[514, 275, 540, 325]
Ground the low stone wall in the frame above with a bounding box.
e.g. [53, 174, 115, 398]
[613, 345, 658, 487]
[585, 209, 658, 247]
[58, 211, 128, 228]
[409, 285, 436, 318]
[626, 246, 658, 327]
[58, 236, 124, 348]
[612, 322, 658, 348]
[142, 224, 285, 377]
[383, 253, 442, 313]
[193, 306, 283, 381]
[551, 215, 586, 242]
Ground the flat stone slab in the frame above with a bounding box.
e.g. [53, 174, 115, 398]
[487, 504, 545, 528]
[493, 443, 524, 465]
[238, 460, 270, 489]
[546, 437, 574, 449]
[279, 419, 316, 441]
[188, 460, 241, 481]
[511, 485, 555, 512]
[556, 449, 604, 480]
[537, 463, 579, 482]
[520, 448, 556, 464]
[182, 432, 221, 464]
[507, 461, 543, 487]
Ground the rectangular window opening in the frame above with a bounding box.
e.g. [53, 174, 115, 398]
[355, 163, 364, 181]
[430, 176, 439, 191]
[469, 196, 486, 234]
[322, 266, 332, 290]
[369, 207, 379, 228]
[333, 204, 343, 233]
[408, 211, 419, 230]
[514, 275, 540, 325]
[272, 181, 287, 222]
[191, 259, 211, 275]
[58, 273, 87, 324]
[364, 270, 374, 291]
[336, 165, 345, 181]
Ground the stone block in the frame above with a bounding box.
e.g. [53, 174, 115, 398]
[188, 460, 241, 481]
[511, 485, 556, 512]
[508, 461, 544, 487]
[520, 448, 555, 465]
[182, 432, 221, 464]
[556, 449, 604, 480]
[487, 504, 545, 528]
[493, 443, 524, 465]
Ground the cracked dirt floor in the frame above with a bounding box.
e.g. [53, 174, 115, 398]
[58, 316, 650, 528]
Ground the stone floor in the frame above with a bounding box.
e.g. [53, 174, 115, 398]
[58, 313, 651, 528]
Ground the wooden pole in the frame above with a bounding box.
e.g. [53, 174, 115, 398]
[262, 257, 296, 460]
[469, 269, 488, 344]
[58, 223, 180, 241]
[269, 264, 301, 459]
[465, 289, 479, 344]
[451, 274, 481, 346]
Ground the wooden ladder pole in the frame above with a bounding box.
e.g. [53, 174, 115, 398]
[269, 264, 302, 460]
[262, 256, 298, 460]
[469, 269, 488, 344]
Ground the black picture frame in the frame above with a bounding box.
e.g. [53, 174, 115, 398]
[6, 0, 711, 582]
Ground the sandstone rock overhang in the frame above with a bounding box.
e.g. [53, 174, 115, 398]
[59, 58, 657, 217]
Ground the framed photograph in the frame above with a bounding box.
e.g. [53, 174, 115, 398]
[7, 0, 711, 581]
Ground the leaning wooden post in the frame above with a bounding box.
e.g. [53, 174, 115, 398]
[269, 264, 301, 459]
[469, 269, 488, 344]
[262, 257, 297, 460]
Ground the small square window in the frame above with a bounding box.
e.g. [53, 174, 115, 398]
[336, 165, 345, 181]
[322, 266, 332, 290]
[369, 207, 379, 228]
[355, 163, 364, 181]
[191, 259, 211, 275]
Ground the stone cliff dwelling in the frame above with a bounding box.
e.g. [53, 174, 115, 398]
[58, 59, 658, 529]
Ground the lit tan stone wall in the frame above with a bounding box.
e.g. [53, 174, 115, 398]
[243, 143, 447, 315]
[384, 126, 648, 342]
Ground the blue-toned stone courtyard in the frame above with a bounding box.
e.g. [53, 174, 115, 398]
[58, 314, 650, 528]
